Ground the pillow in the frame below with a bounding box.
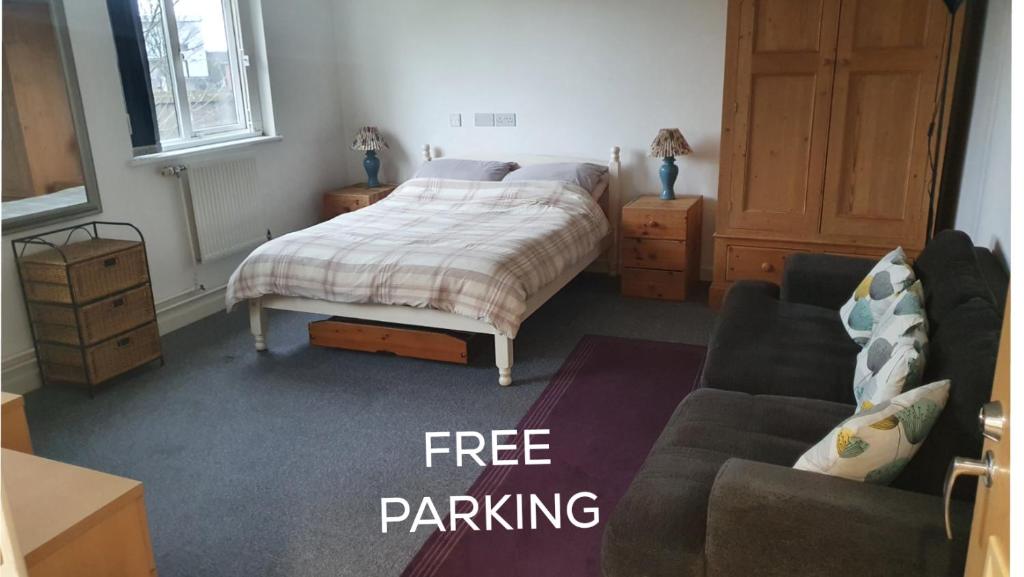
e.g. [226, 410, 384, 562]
[501, 162, 609, 196]
[839, 247, 917, 345]
[852, 281, 928, 412]
[412, 159, 519, 181]
[794, 379, 950, 484]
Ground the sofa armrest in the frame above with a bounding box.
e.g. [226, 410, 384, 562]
[781, 253, 874, 309]
[705, 459, 971, 577]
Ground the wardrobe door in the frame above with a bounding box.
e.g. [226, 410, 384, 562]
[819, 0, 950, 248]
[723, 0, 840, 235]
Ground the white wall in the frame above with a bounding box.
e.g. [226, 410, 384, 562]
[1, 0, 350, 391]
[331, 0, 728, 277]
[955, 0, 1011, 266]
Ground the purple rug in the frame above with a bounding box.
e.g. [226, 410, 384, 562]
[400, 335, 705, 577]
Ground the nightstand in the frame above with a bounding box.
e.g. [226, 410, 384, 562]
[620, 195, 702, 301]
[321, 183, 397, 221]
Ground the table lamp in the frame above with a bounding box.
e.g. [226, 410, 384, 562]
[351, 126, 389, 188]
[649, 128, 693, 200]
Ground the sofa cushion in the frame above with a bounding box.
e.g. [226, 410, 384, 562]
[601, 389, 853, 577]
[701, 281, 860, 404]
[795, 380, 950, 484]
[914, 230, 995, 326]
[853, 282, 929, 412]
[893, 298, 1002, 499]
[839, 247, 917, 345]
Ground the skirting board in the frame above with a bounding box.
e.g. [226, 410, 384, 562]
[0, 285, 228, 395]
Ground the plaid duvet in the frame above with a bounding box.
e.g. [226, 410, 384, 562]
[226, 178, 610, 337]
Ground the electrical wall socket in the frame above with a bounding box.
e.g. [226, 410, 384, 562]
[474, 113, 494, 127]
[494, 113, 516, 127]
[449, 113, 462, 127]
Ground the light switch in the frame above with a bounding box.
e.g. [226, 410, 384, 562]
[495, 113, 516, 127]
[449, 113, 462, 127]
[474, 113, 495, 127]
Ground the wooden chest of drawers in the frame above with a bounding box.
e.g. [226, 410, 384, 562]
[620, 195, 702, 301]
[14, 224, 162, 394]
[321, 183, 396, 220]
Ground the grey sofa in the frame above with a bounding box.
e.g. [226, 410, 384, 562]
[602, 230, 1008, 577]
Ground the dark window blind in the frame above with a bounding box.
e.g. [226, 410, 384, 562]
[106, 0, 159, 151]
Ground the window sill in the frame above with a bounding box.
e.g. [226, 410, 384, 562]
[129, 135, 283, 167]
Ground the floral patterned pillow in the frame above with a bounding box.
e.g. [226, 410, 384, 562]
[794, 380, 949, 484]
[853, 281, 928, 413]
[840, 247, 917, 346]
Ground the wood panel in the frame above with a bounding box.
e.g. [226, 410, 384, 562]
[725, 244, 801, 283]
[723, 0, 840, 235]
[819, 0, 949, 247]
[621, 238, 687, 271]
[964, 299, 1010, 577]
[1, 3, 83, 198]
[619, 196, 694, 240]
[620, 268, 687, 301]
[3, 449, 157, 577]
[1, 393, 33, 454]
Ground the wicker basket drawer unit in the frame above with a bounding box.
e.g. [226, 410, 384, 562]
[13, 223, 163, 394]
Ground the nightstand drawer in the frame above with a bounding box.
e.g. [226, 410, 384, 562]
[321, 184, 395, 221]
[725, 245, 800, 283]
[621, 268, 687, 301]
[621, 238, 686, 271]
[621, 208, 687, 240]
[322, 196, 367, 219]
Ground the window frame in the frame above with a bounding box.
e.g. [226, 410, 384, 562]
[139, 0, 263, 154]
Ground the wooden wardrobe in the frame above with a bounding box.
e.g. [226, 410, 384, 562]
[710, 0, 964, 308]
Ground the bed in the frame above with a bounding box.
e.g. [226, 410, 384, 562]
[228, 145, 621, 386]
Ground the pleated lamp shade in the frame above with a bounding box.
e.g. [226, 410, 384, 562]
[351, 126, 389, 151]
[649, 128, 693, 158]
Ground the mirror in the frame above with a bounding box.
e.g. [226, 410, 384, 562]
[2, 0, 100, 231]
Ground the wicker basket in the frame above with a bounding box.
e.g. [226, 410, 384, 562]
[29, 285, 156, 346]
[19, 240, 148, 305]
[38, 322, 161, 386]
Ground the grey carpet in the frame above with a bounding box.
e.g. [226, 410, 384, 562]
[22, 274, 716, 577]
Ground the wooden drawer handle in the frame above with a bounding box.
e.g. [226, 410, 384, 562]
[112, 297, 126, 308]
[103, 257, 118, 267]
[645, 218, 658, 228]
[116, 337, 132, 348]
[760, 262, 774, 273]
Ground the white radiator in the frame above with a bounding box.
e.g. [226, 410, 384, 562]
[165, 158, 267, 263]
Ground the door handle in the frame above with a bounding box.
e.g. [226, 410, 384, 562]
[943, 451, 994, 539]
[979, 401, 1005, 442]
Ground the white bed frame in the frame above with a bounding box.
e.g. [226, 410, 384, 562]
[249, 144, 621, 386]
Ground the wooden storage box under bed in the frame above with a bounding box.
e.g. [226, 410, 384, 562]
[309, 317, 480, 364]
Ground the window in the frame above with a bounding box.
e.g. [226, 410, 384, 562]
[108, 0, 270, 155]
[138, 0, 254, 148]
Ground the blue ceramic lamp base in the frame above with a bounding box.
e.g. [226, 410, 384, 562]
[659, 156, 679, 200]
[364, 151, 381, 188]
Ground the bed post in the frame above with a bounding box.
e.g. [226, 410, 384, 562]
[608, 146, 621, 276]
[422, 144, 432, 162]
[250, 298, 268, 351]
[494, 334, 513, 387]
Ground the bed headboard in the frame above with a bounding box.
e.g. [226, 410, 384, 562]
[421, 144, 622, 275]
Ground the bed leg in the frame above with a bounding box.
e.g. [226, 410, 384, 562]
[494, 335, 513, 387]
[249, 299, 268, 351]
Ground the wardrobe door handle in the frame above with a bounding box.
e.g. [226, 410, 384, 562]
[943, 452, 994, 539]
